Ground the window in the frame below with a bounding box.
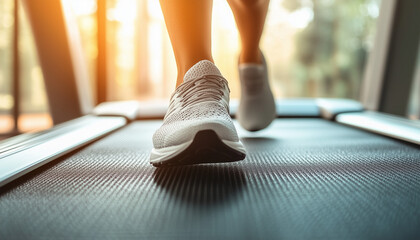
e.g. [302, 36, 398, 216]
[69, 0, 381, 101]
[0, 0, 14, 135]
[0, 0, 51, 137]
[0, 0, 381, 136]
[408, 40, 420, 120]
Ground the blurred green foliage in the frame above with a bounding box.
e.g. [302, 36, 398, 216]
[282, 0, 380, 99]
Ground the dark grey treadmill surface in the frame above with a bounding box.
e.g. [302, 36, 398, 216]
[1, 119, 419, 239]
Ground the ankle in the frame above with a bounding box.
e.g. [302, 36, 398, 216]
[239, 49, 262, 64]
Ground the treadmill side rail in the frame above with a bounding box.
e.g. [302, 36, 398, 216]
[336, 111, 420, 145]
[317, 98, 364, 120]
[93, 101, 141, 121]
[0, 116, 127, 187]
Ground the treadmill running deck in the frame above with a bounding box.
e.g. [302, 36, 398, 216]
[1, 119, 419, 239]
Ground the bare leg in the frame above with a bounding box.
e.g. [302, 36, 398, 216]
[227, 0, 270, 64]
[159, 0, 214, 87]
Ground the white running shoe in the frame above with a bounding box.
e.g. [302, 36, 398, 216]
[150, 60, 246, 167]
[237, 54, 276, 131]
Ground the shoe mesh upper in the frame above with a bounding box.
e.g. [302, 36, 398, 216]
[183, 60, 223, 81]
[153, 61, 239, 149]
[237, 54, 276, 131]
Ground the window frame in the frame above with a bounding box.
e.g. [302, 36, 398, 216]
[361, 0, 420, 117]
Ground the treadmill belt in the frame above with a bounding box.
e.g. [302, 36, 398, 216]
[1, 119, 419, 239]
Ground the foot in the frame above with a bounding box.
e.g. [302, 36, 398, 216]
[150, 60, 246, 167]
[237, 53, 276, 131]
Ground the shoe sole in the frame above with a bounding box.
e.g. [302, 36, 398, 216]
[150, 129, 246, 167]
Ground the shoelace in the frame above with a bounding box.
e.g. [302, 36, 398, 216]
[166, 75, 230, 117]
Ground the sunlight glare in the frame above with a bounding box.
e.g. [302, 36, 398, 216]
[287, 7, 313, 29]
[212, 0, 237, 31]
[107, 0, 137, 22]
[65, 0, 97, 16]
[148, 0, 164, 20]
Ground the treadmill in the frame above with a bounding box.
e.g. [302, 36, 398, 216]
[1, 0, 419, 239]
